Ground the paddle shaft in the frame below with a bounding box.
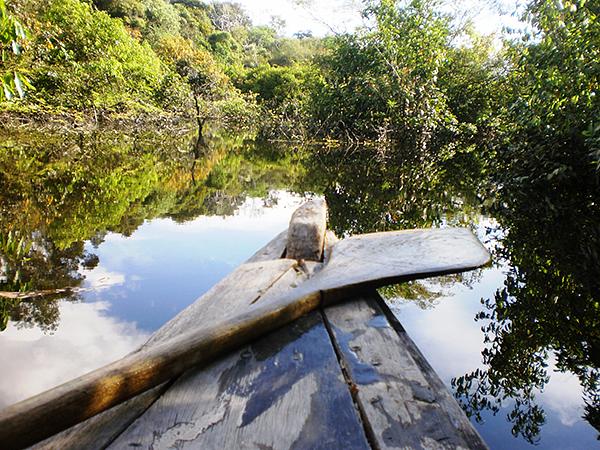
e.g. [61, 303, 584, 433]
[0, 290, 321, 450]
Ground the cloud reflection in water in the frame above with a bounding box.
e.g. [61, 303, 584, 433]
[0, 301, 149, 409]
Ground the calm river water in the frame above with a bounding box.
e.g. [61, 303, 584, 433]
[0, 128, 597, 449]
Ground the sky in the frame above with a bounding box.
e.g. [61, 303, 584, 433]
[212, 0, 525, 38]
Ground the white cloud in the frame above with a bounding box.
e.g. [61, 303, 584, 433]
[0, 302, 149, 409]
[539, 360, 586, 427]
[82, 265, 126, 290]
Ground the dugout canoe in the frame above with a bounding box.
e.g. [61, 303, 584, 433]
[0, 198, 491, 449]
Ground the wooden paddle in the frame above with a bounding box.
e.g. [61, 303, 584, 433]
[0, 224, 489, 449]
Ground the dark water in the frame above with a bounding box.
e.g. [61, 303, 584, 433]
[0, 128, 597, 449]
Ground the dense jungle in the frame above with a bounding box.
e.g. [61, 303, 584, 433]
[0, 0, 598, 448]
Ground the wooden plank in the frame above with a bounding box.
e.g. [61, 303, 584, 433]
[28, 231, 293, 450]
[246, 229, 287, 263]
[323, 294, 488, 450]
[286, 198, 327, 261]
[108, 311, 371, 450]
[374, 295, 489, 449]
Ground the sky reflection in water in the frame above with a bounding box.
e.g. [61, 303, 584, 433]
[0, 191, 596, 449]
[0, 192, 305, 409]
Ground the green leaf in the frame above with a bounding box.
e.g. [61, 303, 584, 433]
[13, 72, 24, 98]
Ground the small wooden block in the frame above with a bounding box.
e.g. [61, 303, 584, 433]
[286, 198, 327, 262]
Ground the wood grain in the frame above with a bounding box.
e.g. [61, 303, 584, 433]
[30, 385, 166, 450]
[323, 294, 489, 450]
[286, 198, 327, 261]
[1, 261, 320, 450]
[28, 230, 294, 449]
[109, 311, 370, 450]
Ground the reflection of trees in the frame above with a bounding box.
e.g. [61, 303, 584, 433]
[0, 128, 304, 332]
[380, 270, 484, 310]
[0, 232, 87, 332]
[452, 157, 600, 441]
[295, 144, 483, 236]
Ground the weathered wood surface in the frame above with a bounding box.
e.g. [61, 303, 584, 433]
[286, 198, 327, 261]
[30, 386, 165, 450]
[105, 201, 345, 449]
[2, 259, 320, 450]
[109, 311, 370, 450]
[308, 227, 490, 303]
[323, 294, 488, 450]
[27, 231, 293, 450]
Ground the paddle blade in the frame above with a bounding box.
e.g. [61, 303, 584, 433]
[310, 227, 491, 294]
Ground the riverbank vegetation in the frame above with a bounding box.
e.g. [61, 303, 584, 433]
[1, 0, 598, 443]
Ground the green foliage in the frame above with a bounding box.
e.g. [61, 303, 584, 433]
[93, 0, 181, 41]
[175, 1, 212, 47]
[0, 230, 33, 292]
[439, 30, 503, 134]
[9, 0, 170, 111]
[452, 0, 600, 441]
[240, 63, 321, 140]
[500, 0, 599, 184]
[312, 0, 457, 150]
[0, 0, 325, 123]
[0, 0, 32, 100]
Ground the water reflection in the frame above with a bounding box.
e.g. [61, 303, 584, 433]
[300, 143, 599, 446]
[0, 301, 149, 409]
[0, 128, 305, 332]
[0, 128, 598, 448]
[386, 267, 599, 449]
[0, 191, 306, 408]
[295, 143, 484, 235]
[81, 193, 305, 331]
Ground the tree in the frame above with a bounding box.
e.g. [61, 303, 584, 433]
[453, 1, 600, 441]
[312, 0, 456, 152]
[207, 2, 250, 32]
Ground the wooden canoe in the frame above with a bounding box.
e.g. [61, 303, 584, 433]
[0, 199, 490, 449]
